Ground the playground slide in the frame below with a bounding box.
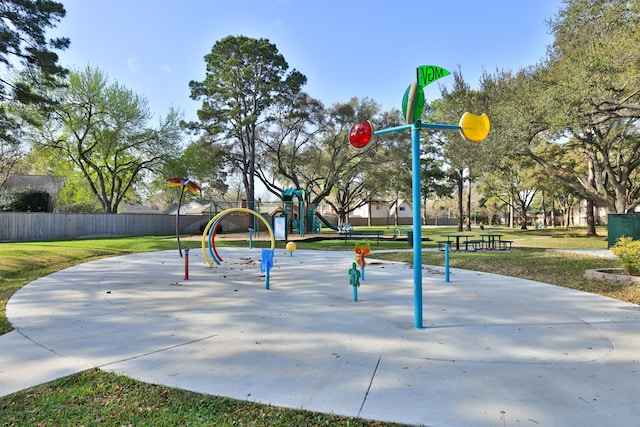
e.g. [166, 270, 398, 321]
[314, 211, 339, 231]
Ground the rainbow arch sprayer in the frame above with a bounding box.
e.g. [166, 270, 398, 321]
[201, 208, 275, 268]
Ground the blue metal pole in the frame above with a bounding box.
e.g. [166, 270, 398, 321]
[373, 122, 460, 329]
[249, 228, 253, 249]
[374, 123, 458, 136]
[445, 244, 450, 282]
[374, 124, 413, 136]
[411, 122, 423, 328]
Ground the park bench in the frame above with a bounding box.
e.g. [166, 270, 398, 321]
[498, 240, 513, 250]
[341, 230, 383, 244]
[439, 238, 484, 251]
[468, 239, 484, 251]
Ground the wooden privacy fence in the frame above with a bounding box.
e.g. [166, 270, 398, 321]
[0, 213, 210, 242]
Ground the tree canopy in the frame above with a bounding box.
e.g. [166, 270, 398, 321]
[6, 1, 640, 227]
[27, 66, 183, 213]
[188, 35, 307, 210]
[528, 0, 640, 213]
[0, 0, 69, 184]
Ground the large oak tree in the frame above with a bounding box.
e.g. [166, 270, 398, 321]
[530, 0, 640, 214]
[188, 35, 306, 210]
[28, 66, 182, 213]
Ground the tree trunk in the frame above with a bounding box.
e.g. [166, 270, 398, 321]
[586, 199, 597, 236]
[466, 174, 472, 231]
[520, 200, 528, 230]
[509, 191, 515, 228]
[422, 194, 428, 226]
[339, 209, 347, 225]
[394, 195, 399, 227]
[541, 190, 548, 229]
[585, 156, 598, 236]
[247, 137, 256, 212]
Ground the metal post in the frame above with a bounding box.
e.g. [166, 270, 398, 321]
[373, 117, 466, 329]
[444, 244, 450, 282]
[176, 187, 185, 258]
[184, 249, 189, 280]
[411, 122, 423, 328]
[300, 200, 305, 238]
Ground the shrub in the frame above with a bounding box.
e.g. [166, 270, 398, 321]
[0, 188, 50, 212]
[610, 236, 640, 275]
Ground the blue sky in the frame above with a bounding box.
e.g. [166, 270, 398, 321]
[50, 0, 562, 124]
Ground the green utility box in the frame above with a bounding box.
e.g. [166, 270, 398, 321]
[608, 214, 640, 247]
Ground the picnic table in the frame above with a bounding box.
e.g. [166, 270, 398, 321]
[440, 232, 513, 251]
[480, 233, 503, 250]
[440, 233, 474, 251]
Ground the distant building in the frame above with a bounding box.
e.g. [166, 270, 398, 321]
[389, 199, 413, 220]
[350, 199, 391, 220]
[348, 199, 413, 226]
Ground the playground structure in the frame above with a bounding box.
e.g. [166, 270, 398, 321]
[280, 188, 318, 237]
[165, 195, 338, 242]
[272, 188, 339, 238]
[315, 211, 339, 231]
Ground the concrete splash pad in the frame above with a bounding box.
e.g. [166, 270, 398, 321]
[3, 248, 640, 426]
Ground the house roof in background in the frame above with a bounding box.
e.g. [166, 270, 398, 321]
[118, 201, 164, 214]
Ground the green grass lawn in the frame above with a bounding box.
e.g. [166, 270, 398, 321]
[2, 369, 393, 427]
[0, 226, 633, 426]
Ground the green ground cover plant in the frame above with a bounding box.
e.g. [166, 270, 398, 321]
[610, 236, 640, 275]
[0, 226, 633, 426]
